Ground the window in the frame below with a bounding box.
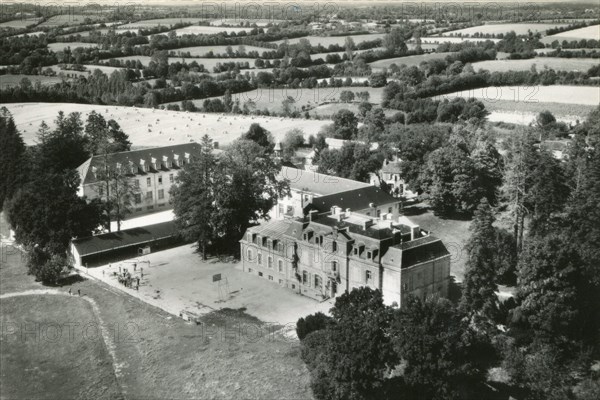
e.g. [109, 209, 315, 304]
[366, 270, 372, 283]
[278, 204, 284, 216]
[268, 257, 273, 269]
[146, 177, 151, 187]
[353, 247, 358, 255]
[278, 259, 283, 272]
[135, 179, 140, 188]
[332, 241, 337, 252]
[98, 186, 103, 196]
[247, 249, 253, 261]
[248, 268, 253, 273]
[147, 205, 154, 210]
[134, 194, 142, 204]
[146, 191, 153, 200]
[279, 279, 284, 285]
[258, 253, 262, 265]
[268, 275, 273, 281]
[258, 272, 263, 277]
[291, 284, 296, 289]
[332, 261, 338, 272]
[158, 189, 164, 200]
[302, 271, 308, 284]
[388, 207, 392, 214]
[376, 209, 381, 218]
[169, 174, 174, 183]
[314, 275, 322, 289]
[158, 176, 163, 185]
[367, 251, 372, 259]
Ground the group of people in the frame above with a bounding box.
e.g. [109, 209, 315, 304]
[110, 263, 144, 291]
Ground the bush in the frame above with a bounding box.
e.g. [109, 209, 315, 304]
[296, 312, 332, 340]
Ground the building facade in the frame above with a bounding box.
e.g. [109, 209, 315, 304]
[240, 208, 451, 306]
[77, 143, 206, 217]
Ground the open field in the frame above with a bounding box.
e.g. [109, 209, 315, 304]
[484, 99, 598, 125]
[46, 64, 125, 77]
[0, 17, 42, 29]
[120, 18, 206, 28]
[472, 57, 600, 72]
[442, 23, 571, 37]
[170, 45, 271, 57]
[0, 74, 63, 89]
[111, 55, 262, 70]
[311, 47, 386, 60]
[0, 295, 122, 400]
[540, 24, 600, 44]
[8, 31, 45, 38]
[184, 86, 386, 113]
[271, 33, 386, 47]
[38, 14, 98, 28]
[47, 41, 99, 52]
[4, 103, 332, 147]
[309, 103, 398, 118]
[210, 18, 285, 27]
[369, 52, 458, 70]
[436, 85, 600, 106]
[173, 25, 253, 36]
[0, 226, 314, 400]
[420, 36, 501, 44]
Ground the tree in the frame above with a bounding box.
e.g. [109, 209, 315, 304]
[297, 312, 332, 340]
[171, 135, 218, 260]
[316, 142, 381, 182]
[472, 136, 503, 205]
[282, 128, 305, 159]
[369, 73, 387, 88]
[281, 96, 295, 116]
[0, 108, 28, 210]
[339, 90, 355, 103]
[301, 288, 398, 400]
[536, 110, 556, 128]
[461, 198, 500, 326]
[241, 123, 273, 149]
[214, 139, 290, 247]
[84, 111, 131, 155]
[382, 27, 408, 55]
[392, 296, 492, 400]
[332, 109, 358, 140]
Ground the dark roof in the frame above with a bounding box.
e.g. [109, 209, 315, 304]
[381, 161, 403, 174]
[71, 221, 177, 257]
[278, 166, 370, 196]
[78, 143, 207, 185]
[400, 238, 450, 268]
[309, 186, 399, 214]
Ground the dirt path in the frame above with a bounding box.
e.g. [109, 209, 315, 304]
[0, 289, 128, 399]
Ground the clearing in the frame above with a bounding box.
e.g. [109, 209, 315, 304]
[369, 52, 458, 70]
[3, 102, 332, 147]
[419, 36, 501, 44]
[472, 57, 599, 72]
[38, 14, 99, 28]
[442, 23, 571, 37]
[0, 74, 63, 89]
[540, 24, 600, 44]
[0, 18, 42, 29]
[270, 33, 386, 47]
[120, 18, 207, 28]
[309, 103, 398, 118]
[169, 45, 271, 57]
[435, 85, 600, 106]
[47, 41, 98, 52]
[110, 55, 262, 71]
[172, 25, 254, 36]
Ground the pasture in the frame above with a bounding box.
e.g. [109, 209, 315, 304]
[309, 103, 397, 118]
[185, 86, 386, 113]
[0, 74, 63, 89]
[483, 99, 598, 125]
[120, 18, 206, 28]
[37, 14, 98, 28]
[436, 85, 600, 107]
[47, 41, 98, 52]
[540, 24, 600, 44]
[4, 103, 332, 148]
[270, 33, 386, 47]
[111, 55, 261, 71]
[0, 17, 42, 29]
[172, 25, 253, 36]
[169, 45, 270, 57]
[8, 31, 45, 38]
[209, 18, 285, 27]
[442, 23, 571, 37]
[369, 52, 458, 70]
[472, 57, 600, 72]
[420, 36, 501, 44]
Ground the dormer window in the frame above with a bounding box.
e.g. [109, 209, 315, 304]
[303, 231, 314, 242]
[151, 157, 157, 170]
[331, 241, 337, 253]
[129, 161, 136, 174]
[163, 155, 170, 169]
[140, 159, 148, 172]
[174, 154, 180, 167]
[116, 162, 122, 172]
[91, 166, 98, 178]
[184, 152, 191, 164]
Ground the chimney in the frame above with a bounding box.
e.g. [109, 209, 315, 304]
[362, 219, 374, 230]
[346, 208, 351, 215]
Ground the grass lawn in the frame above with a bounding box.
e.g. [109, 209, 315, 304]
[403, 203, 472, 282]
[369, 52, 458, 70]
[472, 57, 599, 73]
[0, 74, 64, 89]
[0, 296, 122, 400]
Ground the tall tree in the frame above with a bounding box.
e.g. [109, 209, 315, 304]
[84, 111, 131, 155]
[171, 135, 218, 259]
[0, 108, 28, 210]
[241, 123, 273, 149]
[461, 198, 500, 326]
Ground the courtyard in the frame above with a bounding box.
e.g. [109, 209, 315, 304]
[76, 244, 333, 328]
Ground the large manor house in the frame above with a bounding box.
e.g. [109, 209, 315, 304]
[75, 143, 451, 305]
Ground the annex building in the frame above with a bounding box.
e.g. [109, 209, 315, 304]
[240, 207, 451, 306]
[76, 143, 207, 216]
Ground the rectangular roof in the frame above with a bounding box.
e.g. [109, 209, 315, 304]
[309, 186, 399, 214]
[71, 221, 177, 257]
[278, 166, 370, 196]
